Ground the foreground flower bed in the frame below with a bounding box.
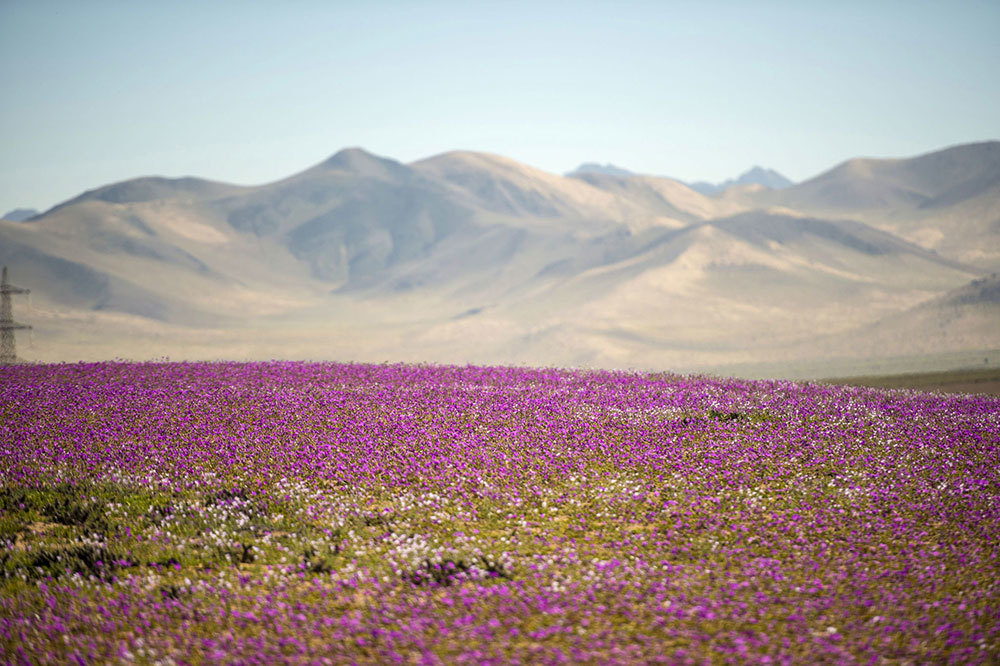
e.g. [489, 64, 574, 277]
[1, 361, 998, 664]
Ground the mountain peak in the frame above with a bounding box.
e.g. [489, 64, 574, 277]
[317, 147, 408, 179]
[47, 176, 237, 214]
[688, 166, 794, 195]
[567, 161, 793, 193]
[566, 163, 636, 178]
[733, 166, 794, 189]
[324, 146, 374, 161]
[2, 208, 39, 222]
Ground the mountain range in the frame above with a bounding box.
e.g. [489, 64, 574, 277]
[1, 141, 998, 377]
[566, 163, 794, 194]
[2, 208, 39, 222]
[686, 166, 794, 194]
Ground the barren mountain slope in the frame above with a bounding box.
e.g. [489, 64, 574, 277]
[736, 141, 1000, 268]
[397, 210, 981, 370]
[567, 172, 745, 224]
[759, 141, 999, 211]
[410, 151, 675, 233]
[793, 273, 1000, 360]
[3, 142, 997, 372]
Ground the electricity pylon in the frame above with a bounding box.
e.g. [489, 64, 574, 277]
[0, 266, 31, 364]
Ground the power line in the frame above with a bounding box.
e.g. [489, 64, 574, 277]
[1, 266, 31, 364]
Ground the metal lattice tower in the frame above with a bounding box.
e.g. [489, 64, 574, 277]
[1, 266, 31, 364]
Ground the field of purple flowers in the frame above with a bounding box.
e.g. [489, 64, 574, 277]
[1, 361, 999, 664]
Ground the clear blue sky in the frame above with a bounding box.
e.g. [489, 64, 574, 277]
[2, 0, 998, 214]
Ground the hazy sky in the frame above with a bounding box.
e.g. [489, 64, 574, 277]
[2, 0, 998, 214]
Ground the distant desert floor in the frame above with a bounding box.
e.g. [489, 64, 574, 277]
[11, 304, 1000, 388]
[825, 366, 1000, 396]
